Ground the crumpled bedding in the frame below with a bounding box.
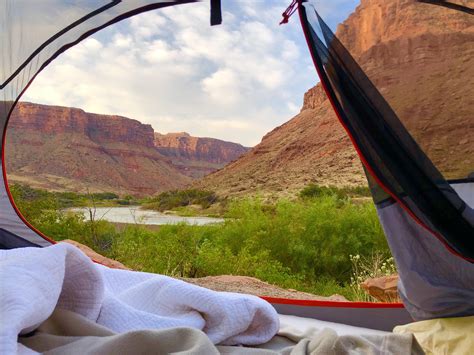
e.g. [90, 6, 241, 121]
[395, 316, 474, 355]
[0, 243, 278, 354]
[18, 309, 424, 354]
[2, 242, 424, 354]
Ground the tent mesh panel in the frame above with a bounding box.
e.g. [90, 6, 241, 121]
[298, 0, 474, 261]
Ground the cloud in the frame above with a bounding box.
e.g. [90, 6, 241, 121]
[22, 1, 358, 146]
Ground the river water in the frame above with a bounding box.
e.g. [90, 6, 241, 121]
[69, 206, 224, 226]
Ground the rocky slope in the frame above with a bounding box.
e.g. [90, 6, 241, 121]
[197, 0, 473, 197]
[154, 132, 249, 178]
[6, 102, 191, 195]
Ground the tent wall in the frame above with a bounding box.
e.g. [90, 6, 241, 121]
[264, 298, 412, 332]
[0, 156, 52, 247]
[2, 0, 472, 327]
[298, 1, 474, 261]
[452, 181, 474, 210]
[298, 0, 474, 320]
[377, 197, 474, 320]
[0, 0, 197, 249]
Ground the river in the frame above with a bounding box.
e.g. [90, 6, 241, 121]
[69, 206, 224, 226]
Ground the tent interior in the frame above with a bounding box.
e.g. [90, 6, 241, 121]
[1, 0, 473, 354]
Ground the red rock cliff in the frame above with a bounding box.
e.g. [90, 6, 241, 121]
[6, 103, 190, 195]
[10, 103, 156, 148]
[197, 0, 473, 196]
[6, 103, 250, 193]
[154, 132, 249, 165]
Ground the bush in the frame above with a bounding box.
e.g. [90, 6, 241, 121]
[10, 184, 59, 221]
[117, 199, 131, 205]
[113, 196, 389, 294]
[143, 189, 218, 211]
[218, 197, 388, 281]
[91, 192, 119, 200]
[10, 184, 133, 209]
[299, 184, 371, 200]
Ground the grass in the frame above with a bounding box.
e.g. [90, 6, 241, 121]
[10, 184, 396, 301]
[10, 184, 138, 209]
[349, 253, 398, 302]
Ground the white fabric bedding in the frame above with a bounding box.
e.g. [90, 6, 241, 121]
[278, 314, 389, 336]
[2, 242, 423, 355]
[0, 243, 279, 354]
[17, 308, 423, 355]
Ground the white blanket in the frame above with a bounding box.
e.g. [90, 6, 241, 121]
[0, 243, 279, 354]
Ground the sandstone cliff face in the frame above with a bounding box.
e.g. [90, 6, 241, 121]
[6, 103, 250, 194]
[337, 0, 473, 57]
[197, 0, 473, 197]
[340, 0, 474, 178]
[154, 132, 249, 165]
[154, 132, 249, 178]
[11, 103, 156, 147]
[6, 103, 191, 195]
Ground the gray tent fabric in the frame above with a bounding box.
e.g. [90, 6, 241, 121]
[268, 301, 412, 332]
[452, 182, 474, 214]
[377, 194, 474, 320]
[0, 166, 51, 247]
[298, 0, 474, 320]
[299, 0, 474, 261]
[0, 1, 196, 248]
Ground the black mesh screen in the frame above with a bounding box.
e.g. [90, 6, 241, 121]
[417, 0, 474, 15]
[298, 1, 474, 261]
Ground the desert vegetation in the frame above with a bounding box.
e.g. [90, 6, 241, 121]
[142, 189, 219, 212]
[11, 184, 395, 301]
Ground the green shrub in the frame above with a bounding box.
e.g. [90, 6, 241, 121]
[299, 184, 371, 200]
[10, 184, 59, 221]
[91, 192, 119, 200]
[143, 189, 218, 211]
[117, 199, 131, 205]
[10, 184, 134, 209]
[110, 195, 389, 293]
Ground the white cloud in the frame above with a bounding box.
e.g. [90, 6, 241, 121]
[202, 69, 242, 105]
[22, 1, 358, 146]
[129, 11, 167, 39]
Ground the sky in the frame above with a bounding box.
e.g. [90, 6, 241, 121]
[23, 1, 359, 147]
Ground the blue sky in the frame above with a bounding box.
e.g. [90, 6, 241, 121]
[23, 1, 359, 146]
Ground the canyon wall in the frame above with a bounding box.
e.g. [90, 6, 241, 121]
[196, 0, 473, 196]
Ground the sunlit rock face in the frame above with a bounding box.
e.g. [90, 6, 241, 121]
[6, 102, 251, 195]
[7, 102, 191, 196]
[154, 132, 249, 178]
[196, 0, 473, 197]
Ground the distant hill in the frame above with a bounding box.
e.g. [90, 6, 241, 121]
[196, 0, 473, 197]
[5, 103, 248, 195]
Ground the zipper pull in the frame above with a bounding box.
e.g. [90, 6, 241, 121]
[280, 0, 298, 25]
